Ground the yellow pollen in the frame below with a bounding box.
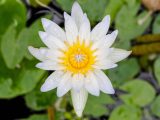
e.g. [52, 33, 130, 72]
[59, 38, 96, 74]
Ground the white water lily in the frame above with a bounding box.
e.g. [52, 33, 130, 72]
[28, 2, 131, 117]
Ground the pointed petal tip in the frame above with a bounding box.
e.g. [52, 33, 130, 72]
[128, 50, 132, 55]
[73, 1, 80, 7]
[35, 63, 42, 68]
[28, 46, 33, 52]
[108, 88, 115, 94]
[56, 90, 63, 97]
[38, 31, 47, 39]
[114, 30, 118, 35]
[64, 12, 69, 20]
[124, 50, 132, 58]
[40, 85, 47, 92]
[75, 109, 83, 117]
[103, 15, 110, 22]
[41, 18, 50, 28]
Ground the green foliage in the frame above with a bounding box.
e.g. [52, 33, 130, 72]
[109, 105, 142, 120]
[25, 89, 57, 111]
[115, 0, 151, 48]
[151, 96, 160, 118]
[1, 25, 28, 69]
[120, 80, 156, 107]
[104, 0, 124, 21]
[29, 0, 51, 7]
[0, 60, 45, 99]
[56, 0, 109, 24]
[0, 0, 160, 120]
[107, 58, 140, 87]
[22, 114, 48, 120]
[84, 93, 114, 117]
[154, 57, 160, 85]
[56, 0, 74, 12]
[0, 0, 26, 39]
[153, 14, 160, 34]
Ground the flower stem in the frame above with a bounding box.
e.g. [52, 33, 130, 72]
[47, 106, 55, 120]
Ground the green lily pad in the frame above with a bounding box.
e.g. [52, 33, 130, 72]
[109, 105, 142, 120]
[154, 57, 160, 85]
[25, 89, 57, 111]
[151, 95, 160, 118]
[107, 58, 140, 87]
[1, 25, 28, 69]
[153, 14, 160, 34]
[104, 0, 124, 21]
[0, 60, 45, 99]
[115, 0, 151, 48]
[84, 93, 114, 117]
[0, 0, 26, 39]
[120, 79, 155, 107]
[56, 0, 109, 24]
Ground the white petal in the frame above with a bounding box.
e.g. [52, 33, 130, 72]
[64, 12, 78, 45]
[91, 30, 118, 50]
[36, 60, 64, 70]
[108, 48, 132, 63]
[71, 2, 84, 29]
[94, 69, 115, 94]
[39, 31, 67, 50]
[93, 60, 117, 70]
[40, 71, 64, 92]
[85, 71, 100, 96]
[71, 88, 88, 117]
[101, 30, 118, 48]
[79, 14, 91, 45]
[28, 46, 48, 61]
[41, 18, 66, 41]
[71, 74, 84, 92]
[45, 49, 64, 61]
[57, 71, 72, 97]
[91, 15, 110, 41]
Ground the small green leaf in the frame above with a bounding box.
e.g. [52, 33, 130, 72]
[29, 0, 51, 7]
[151, 96, 160, 118]
[154, 57, 160, 85]
[56, 0, 74, 12]
[1, 25, 28, 69]
[120, 79, 155, 107]
[104, 0, 124, 21]
[153, 14, 160, 34]
[109, 105, 142, 120]
[115, 0, 151, 48]
[25, 89, 57, 111]
[22, 114, 48, 120]
[56, 0, 109, 24]
[0, 60, 45, 99]
[0, 0, 26, 38]
[107, 58, 140, 87]
[84, 93, 114, 117]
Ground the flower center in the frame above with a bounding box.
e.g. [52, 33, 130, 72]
[59, 39, 96, 74]
[69, 48, 89, 69]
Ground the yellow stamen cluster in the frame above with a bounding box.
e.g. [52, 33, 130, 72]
[59, 38, 96, 74]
